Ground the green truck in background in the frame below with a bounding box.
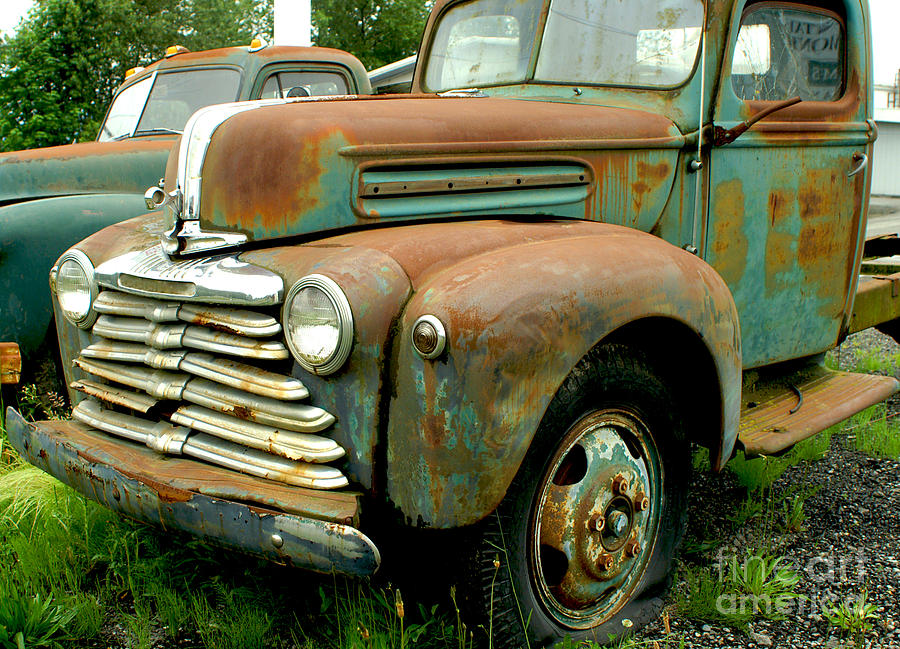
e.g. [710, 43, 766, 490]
[0, 41, 370, 382]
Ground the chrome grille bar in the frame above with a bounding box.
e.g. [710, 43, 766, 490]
[93, 315, 288, 359]
[73, 400, 347, 489]
[82, 341, 304, 399]
[170, 405, 344, 462]
[95, 291, 281, 337]
[71, 379, 159, 413]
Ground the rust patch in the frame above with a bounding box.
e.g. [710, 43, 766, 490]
[710, 179, 749, 287]
[230, 405, 253, 420]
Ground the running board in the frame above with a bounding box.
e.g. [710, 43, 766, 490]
[738, 366, 898, 456]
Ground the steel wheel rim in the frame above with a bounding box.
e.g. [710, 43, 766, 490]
[529, 408, 663, 629]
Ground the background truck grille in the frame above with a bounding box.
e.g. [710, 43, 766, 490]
[69, 290, 348, 489]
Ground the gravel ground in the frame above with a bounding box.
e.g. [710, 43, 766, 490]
[636, 329, 900, 649]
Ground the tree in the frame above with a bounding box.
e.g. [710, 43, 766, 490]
[312, 0, 431, 70]
[0, 0, 273, 151]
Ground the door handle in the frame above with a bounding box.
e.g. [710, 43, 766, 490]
[848, 152, 868, 178]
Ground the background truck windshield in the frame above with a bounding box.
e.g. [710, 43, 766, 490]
[98, 68, 241, 141]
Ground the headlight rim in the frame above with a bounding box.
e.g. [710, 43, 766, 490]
[55, 249, 98, 329]
[282, 273, 354, 375]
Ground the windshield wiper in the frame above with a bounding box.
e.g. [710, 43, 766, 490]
[132, 127, 183, 137]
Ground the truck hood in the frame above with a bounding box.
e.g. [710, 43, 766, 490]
[0, 137, 174, 205]
[196, 95, 683, 245]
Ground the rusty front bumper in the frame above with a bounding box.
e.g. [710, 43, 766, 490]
[4, 407, 380, 576]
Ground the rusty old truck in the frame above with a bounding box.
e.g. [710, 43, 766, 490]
[0, 42, 370, 387]
[7, 0, 900, 645]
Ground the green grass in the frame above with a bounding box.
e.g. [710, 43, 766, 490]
[2, 334, 898, 649]
[845, 405, 900, 460]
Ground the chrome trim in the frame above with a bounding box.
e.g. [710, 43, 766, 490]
[438, 88, 487, 97]
[177, 99, 298, 221]
[412, 314, 447, 360]
[182, 433, 348, 489]
[72, 400, 348, 489]
[94, 291, 280, 336]
[144, 185, 182, 215]
[163, 220, 250, 256]
[71, 379, 160, 413]
[170, 405, 344, 462]
[283, 274, 354, 376]
[74, 357, 190, 400]
[179, 353, 306, 399]
[182, 378, 333, 433]
[848, 152, 868, 178]
[78, 347, 308, 401]
[94, 245, 283, 306]
[73, 399, 179, 446]
[56, 249, 99, 329]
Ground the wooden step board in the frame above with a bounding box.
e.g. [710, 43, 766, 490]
[738, 369, 898, 456]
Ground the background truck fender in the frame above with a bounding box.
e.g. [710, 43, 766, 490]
[385, 227, 742, 528]
[0, 193, 150, 356]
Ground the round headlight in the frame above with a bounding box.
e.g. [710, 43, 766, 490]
[55, 249, 97, 328]
[283, 274, 353, 375]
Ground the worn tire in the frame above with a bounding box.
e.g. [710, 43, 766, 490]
[459, 344, 689, 648]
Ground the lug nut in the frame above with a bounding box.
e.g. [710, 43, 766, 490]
[589, 513, 605, 532]
[598, 554, 615, 571]
[634, 492, 650, 511]
[612, 474, 629, 495]
[625, 541, 641, 558]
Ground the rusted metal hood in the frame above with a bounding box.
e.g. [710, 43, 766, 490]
[198, 96, 683, 244]
[0, 137, 174, 205]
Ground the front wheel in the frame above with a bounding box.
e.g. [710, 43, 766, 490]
[460, 346, 689, 647]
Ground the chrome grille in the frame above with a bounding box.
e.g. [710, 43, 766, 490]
[71, 289, 347, 489]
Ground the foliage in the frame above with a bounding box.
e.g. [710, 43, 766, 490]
[312, 0, 432, 69]
[676, 549, 804, 627]
[0, 589, 77, 649]
[0, 0, 274, 152]
[848, 405, 900, 459]
[822, 590, 880, 646]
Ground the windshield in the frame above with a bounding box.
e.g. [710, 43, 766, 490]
[424, 0, 704, 92]
[98, 68, 241, 141]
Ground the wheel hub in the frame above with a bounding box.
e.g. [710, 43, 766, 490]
[531, 409, 662, 628]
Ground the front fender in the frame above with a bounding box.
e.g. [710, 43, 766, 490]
[386, 226, 741, 528]
[0, 193, 150, 355]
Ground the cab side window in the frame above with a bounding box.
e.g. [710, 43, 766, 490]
[731, 4, 844, 102]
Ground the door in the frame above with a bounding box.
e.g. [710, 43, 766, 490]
[705, 0, 873, 368]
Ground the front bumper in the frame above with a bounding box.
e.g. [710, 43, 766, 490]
[5, 407, 380, 576]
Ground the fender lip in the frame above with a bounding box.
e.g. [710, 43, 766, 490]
[4, 406, 381, 577]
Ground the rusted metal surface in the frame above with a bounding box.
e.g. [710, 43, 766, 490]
[5, 408, 378, 574]
[849, 272, 900, 334]
[379, 221, 740, 528]
[0, 342, 21, 385]
[739, 366, 898, 456]
[198, 97, 681, 243]
[532, 410, 660, 623]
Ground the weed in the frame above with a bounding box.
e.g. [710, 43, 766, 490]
[822, 590, 880, 647]
[847, 406, 900, 459]
[15, 384, 67, 422]
[676, 548, 804, 627]
[726, 452, 791, 492]
[0, 586, 76, 649]
[725, 551, 803, 619]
